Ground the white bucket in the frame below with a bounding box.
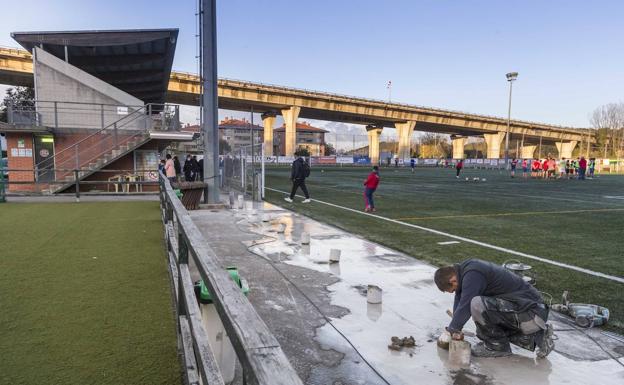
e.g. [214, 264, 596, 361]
[301, 232, 310, 244]
[367, 284, 382, 304]
[329, 249, 341, 263]
[448, 340, 471, 367]
[262, 214, 270, 222]
[276, 223, 286, 233]
[237, 195, 244, 209]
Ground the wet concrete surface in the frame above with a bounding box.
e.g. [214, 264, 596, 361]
[190, 199, 624, 385]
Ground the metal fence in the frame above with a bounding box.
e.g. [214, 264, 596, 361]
[158, 172, 303, 385]
[222, 143, 264, 200]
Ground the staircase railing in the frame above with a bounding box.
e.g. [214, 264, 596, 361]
[18, 102, 180, 183]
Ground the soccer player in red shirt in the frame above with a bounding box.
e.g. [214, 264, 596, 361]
[363, 165, 380, 212]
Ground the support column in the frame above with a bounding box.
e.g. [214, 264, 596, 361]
[261, 112, 276, 156]
[483, 132, 505, 159]
[451, 136, 467, 159]
[394, 121, 416, 161]
[281, 106, 300, 156]
[555, 141, 578, 159]
[366, 125, 383, 165]
[521, 145, 537, 159]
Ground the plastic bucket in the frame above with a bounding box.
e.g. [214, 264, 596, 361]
[329, 249, 341, 263]
[301, 232, 310, 244]
[367, 284, 382, 304]
[449, 340, 471, 367]
[237, 194, 244, 209]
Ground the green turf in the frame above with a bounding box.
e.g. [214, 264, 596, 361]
[0, 202, 181, 385]
[264, 166, 624, 332]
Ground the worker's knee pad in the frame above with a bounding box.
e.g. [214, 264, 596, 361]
[470, 296, 487, 325]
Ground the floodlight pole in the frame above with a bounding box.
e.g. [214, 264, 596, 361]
[202, 0, 219, 203]
[505, 72, 518, 169]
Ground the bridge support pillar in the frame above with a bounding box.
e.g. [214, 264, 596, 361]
[366, 125, 383, 165]
[521, 145, 537, 159]
[555, 141, 577, 159]
[451, 136, 467, 159]
[281, 106, 300, 156]
[261, 112, 276, 156]
[394, 121, 416, 161]
[483, 132, 505, 159]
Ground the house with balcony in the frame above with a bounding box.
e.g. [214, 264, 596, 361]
[274, 121, 328, 156]
[0, 29, 194, 193]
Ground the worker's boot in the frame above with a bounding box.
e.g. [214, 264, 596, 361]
[535, 324, 555, 358]
[471, 341, 512, 358]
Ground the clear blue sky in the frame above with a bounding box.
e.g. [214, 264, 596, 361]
[1, 0, 623, 128]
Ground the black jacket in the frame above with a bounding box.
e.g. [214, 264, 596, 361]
[173, 158, 181, 174]
[291, 157, 308, 180]
[448, 259, 543, 332]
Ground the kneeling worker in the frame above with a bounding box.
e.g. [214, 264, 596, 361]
[434, 258, 554, 358]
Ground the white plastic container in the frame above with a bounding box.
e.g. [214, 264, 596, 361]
[329, 249, 341, 263]
[276, 223, 286, 233]
[449, 340, 471, 367]
[262, 213, 270, 222]
[301, 232, 310, 244]
[237, 194, 244, 209]
[367, 284, 382, 304]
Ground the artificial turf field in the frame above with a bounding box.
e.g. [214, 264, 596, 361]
[264, 166, 624, 331]
[0, 202, 181, 385]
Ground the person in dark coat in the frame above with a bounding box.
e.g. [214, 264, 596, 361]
[173, 156, 182, 181]
[198, 157, 204, 181]
[183, 154, 193, 181]
[434, 259, 554, 358]
[284, 156, 311, 203]
[191, 156, 200, 181]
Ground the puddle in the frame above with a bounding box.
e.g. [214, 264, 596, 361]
[235, 201, 624, 385]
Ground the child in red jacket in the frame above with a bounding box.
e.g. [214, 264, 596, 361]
[364, 166, 380, 212]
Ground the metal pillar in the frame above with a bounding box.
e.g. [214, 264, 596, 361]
[505, 80, 513, 167]
[201, 0, 220, 203]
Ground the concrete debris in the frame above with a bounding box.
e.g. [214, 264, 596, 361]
[388, 336, 417, 350]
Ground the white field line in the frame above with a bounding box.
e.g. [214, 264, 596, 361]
[266, 187, 624, 284]
[438, 241, 461, 245]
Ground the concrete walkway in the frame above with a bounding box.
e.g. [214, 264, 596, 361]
[190, 200, 624, 385]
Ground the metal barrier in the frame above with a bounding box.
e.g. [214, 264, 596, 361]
[158, 172, 303, 385]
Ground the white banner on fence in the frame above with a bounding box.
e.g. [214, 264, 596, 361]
[423, 158, 438, 165]
[264, 156, 277, 163]
[278, 156, 295, 164]
[336, 156, 354, 164]
[490, 159, 499, 166]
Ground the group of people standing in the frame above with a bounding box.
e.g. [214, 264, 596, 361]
[161, 154, 204, 183]
[518, 156, 594, 180]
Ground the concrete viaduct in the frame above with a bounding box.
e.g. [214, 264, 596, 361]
[1, 46, 592, 163]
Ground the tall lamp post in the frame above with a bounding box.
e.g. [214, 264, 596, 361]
[504, 72, 518, 168]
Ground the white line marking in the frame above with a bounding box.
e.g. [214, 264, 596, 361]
[604, 195, 624, 200]
[266, 187, 624, 284]
[438, 241, 461, 245]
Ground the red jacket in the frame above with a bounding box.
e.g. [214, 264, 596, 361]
[364, 172, 380, 189]
[579, 158, 587, 169]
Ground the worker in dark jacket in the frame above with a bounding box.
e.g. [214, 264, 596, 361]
[183, 154, 193, 181]
[434, 259, 554, 358]
[284, 156, 311, 203]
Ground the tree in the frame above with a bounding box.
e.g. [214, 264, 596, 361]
[590, 103, 624, 158]
[294, 146, 310, 157]
[0, 87, 35, 123]
[324, 142, 336, 156]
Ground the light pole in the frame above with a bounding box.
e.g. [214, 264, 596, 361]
[504, 72, 518, 168]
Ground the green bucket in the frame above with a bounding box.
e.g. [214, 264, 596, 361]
[195, 266, 250, 304]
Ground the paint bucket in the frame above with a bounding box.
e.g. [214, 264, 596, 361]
[448, 340, 471, 367]
[301, 232, 310, 244]
[237, 195, 244, 209]
[276, 223, 286, 233]
[329, 249, 341, 263]
[367, 284, 382, 304]
[262, 213, 270, 222]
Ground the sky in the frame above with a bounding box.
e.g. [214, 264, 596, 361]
[1, 0, 623, 130]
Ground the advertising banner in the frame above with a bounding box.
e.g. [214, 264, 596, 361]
[423, 158, 438, 165]
[336, 156, 354, 164]
[353, 155, 371, 165]
[311, 156, 337, 165]
[278, 156, 295, 164]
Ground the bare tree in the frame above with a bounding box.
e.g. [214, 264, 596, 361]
[590, 103, 624, 158]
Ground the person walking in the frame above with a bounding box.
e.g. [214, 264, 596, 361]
[363, 165, 380, 212]
[284, 155, 311, 203]
[164, 154, 176, 183]
[455, 159, 463, 178]
[191, 155, 200, 181]
[183, 154, 193, 181]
